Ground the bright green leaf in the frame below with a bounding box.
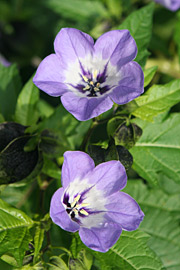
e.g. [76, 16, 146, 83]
[144, 66, 158, 87]
[131, 79, 180, 121]
[0, 64, 22, 120]
[33, 226, 45, 263]
[130, 113, 180, 186]
[0, 199, 34, 267]
[47, 255, 69, 270]
[124, 181, 180, 270]
[15, 76, 39, 126]
[118, 3, 154, 67]
[92, 230, 163, 270]
[14, 261, 44, 270]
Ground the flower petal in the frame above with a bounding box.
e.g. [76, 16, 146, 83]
[50, 187, 80, 232]
[54, 28, 94, 65]
[86, 160, 127, 196]
[105, 191, 144, 231]
[109, 61, 144, 104]
[62, 151, 95, 189]
[33, 54, 68, 96]
[61, 92, 113, 121]
[94, 30, 137, 69]
[79, 223, 122, 252]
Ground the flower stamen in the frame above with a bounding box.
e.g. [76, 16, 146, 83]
[79, 209, 89, 216]
[82, 75, 101, 96]
[65, 193, 90, 220]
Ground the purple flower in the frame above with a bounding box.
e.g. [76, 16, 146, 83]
[154, 0, 180, 11]
[50, 151, 144, 252]
[33, 28, 144, 121]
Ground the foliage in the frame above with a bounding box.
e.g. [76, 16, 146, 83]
[0, 0, 180, 269]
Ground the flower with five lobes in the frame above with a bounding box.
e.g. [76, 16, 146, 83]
[50, 151, 144, 252]
[33, 28, 144, 121]
[154, 0, 180, 11]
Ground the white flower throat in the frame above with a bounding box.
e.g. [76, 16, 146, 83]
[64, 55, 121, 98]
[62, 178, 107, 228]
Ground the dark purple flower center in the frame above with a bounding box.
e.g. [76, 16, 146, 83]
[63, 193, 89, 223]
[70, 62, 112, 97]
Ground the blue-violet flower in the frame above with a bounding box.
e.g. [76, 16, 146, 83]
[50, 151, 144, 252]
[33, 28, 144, 121]
[154, 0, 180, 11]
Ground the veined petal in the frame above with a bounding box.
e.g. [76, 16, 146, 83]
[105, 192, 144, 231]
[33, 54, 68, 96]
[62, 151, 95, 189]
[110, 61, 144, 104]
[50, 187, 80, 232]
[54, 28, 94, 65]
[86, 160, 127, 196]
[61, 92, 113, 121]
[79, 223, 122, 252]
[94, 30, 137, 69]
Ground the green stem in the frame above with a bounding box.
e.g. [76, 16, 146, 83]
[80, 119, 98, 151]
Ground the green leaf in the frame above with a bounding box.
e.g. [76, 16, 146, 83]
[124, 181, 180, 270]
[92, 230, 163, 270]
[15, 76, 39, 126]
[33, 226, 45, 263]
[158, 174, 180, 195]
[38, 105, 91, 150]
[131, 79, 180, 122]
[144, 66, 158, 87]
[0, 199, 33, 267]
[105, 0, 122, 18]
[47, 255, 69, 270]
[40, 129, 68, 158]
[37, 99, 54, 119]
[45, 0, 108, 23]
[69, 249, 93, 270]
[0, 64, 22, 120]
[130, 113, 180, 186]
[14, 261, 44, 270]
[118, 3, 154, 67]
[42, 156, 61, 180]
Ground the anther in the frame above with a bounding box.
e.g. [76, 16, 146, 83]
[79, 209, 89, 216]
[83, 85, 90, 91]
[82, 75, 89, 82]
[94, 87, 99, 92]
